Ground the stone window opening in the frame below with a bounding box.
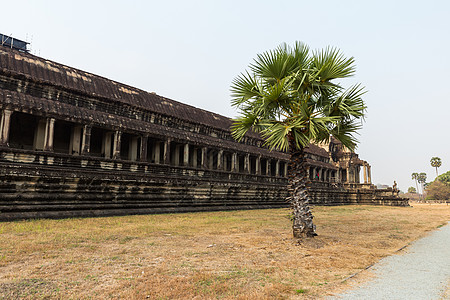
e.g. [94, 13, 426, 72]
[207, 149, 218, 170]
[260, 158, 268, 176]
[169, 142, 184, 166]
[279, 161, 286, 177]
[120, 132, 140, 161]
[330, 170, 337, 182]
[223, 152, 232, 172]
[342, 169, 348, 183]
[53, 120, 77, 154]
[238, 155, 245, 173]
[89, 127, 112, 158]
[187, 145, 198, 168]
[250, 156, 257, 174]
[270, 161, 277, 177]
[8, 112, 39, 150]
[194, 147, 202, 168]
[147, 138, 164, 164]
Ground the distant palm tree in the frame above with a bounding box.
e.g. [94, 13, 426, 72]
[430, 157, 442, 176]
[231, 42, 366, 238]
[418, 172, 427, 198]
[411, 172, 419, 197]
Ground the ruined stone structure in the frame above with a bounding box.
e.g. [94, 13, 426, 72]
[0, 45, 407, 221]
[304, 140, 408, 206]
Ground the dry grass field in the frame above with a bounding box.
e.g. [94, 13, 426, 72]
[0, 203, 449, 299]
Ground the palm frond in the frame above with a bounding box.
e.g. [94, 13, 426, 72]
[313, 47, 356, 81]
[327, 84, 367, 119]
[260, 121, 292, 151]
[230, 71, 261, 107]
[330, 119, 363, 151]
[230, 41, 366, 153]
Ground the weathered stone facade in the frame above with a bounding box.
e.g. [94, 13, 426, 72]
[0, 46, 407, 221]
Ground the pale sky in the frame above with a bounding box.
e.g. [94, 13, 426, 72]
[2, 0, 449, 192]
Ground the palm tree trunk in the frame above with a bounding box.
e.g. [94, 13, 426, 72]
[288, 139, 316, 238]
[415, 180, 420, 200]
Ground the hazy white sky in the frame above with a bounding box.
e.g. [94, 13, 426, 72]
[2, 0, 449, 191]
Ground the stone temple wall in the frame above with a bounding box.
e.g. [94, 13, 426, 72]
[0, 46, 408, 221]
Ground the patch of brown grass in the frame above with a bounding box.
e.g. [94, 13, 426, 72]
[0, 203, 448, 299]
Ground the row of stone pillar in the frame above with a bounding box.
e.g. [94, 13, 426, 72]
[362, 163, 372, 184]
[309, 166, 338, 182]
[0, 109, 287, 176]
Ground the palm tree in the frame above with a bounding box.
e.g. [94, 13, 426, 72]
[430, 157, 442, 176]
[411, 172, 419, 197]
[418, 172, 427, 198]
[230, 42, 366, 238]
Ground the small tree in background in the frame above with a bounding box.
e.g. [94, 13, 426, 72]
[430, 157, 442, 176]
[436, 171, 450, 185]
[407, 186, 416, 193]
[426, 181, 450, 200]
[426, 171, 450, 200]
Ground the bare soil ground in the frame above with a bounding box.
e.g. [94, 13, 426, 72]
[0, 203, 448, 299]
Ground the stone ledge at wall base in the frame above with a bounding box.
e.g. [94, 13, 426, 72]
[410, 200, 450, 204]
[0, 149, 409, 222]
[0, 149, 289, 221]
[307, 182, 410, 207]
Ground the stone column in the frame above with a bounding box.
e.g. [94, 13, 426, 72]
[173, 145, 180, 166]
[0, 109, 12, 146]
[284, 162, 288, 178]
[139, 136, 148, 162]
[70, 126, 82, 155]
[256, 156, 261, 175]
[163, 139, 171, 164]
[217, 150, 223, 170]
[244, 154, 250, 173]
[231, 152, 237, 172]
[368, 165, 372, 184]
[192, 148, 198, 168]
[183, 143, 189, 166]
[128, 136, 138, 161]
[267, 160, 271, 176]
[43, 118, 55, 151]
[223, 152, 228, 171]
[346, 167, 350, 183]
[102, 132, 113, 158]
[201, 147, 207, 169]
[208, 150, 214, 169]
[153, 141, 161, 163]
[112, 130, 121, 159]
[363, 164, 368, 184]
[81, 125, 91, 155]
[275, 160, 280, 177]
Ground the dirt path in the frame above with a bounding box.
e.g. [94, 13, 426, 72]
[331, 222, 450, 299]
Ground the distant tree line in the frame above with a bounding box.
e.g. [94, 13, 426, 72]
[409, 156, 448, 200]
[426, 171, 450, 200]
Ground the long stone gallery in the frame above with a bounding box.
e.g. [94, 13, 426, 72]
[0, 37, 408, 220]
